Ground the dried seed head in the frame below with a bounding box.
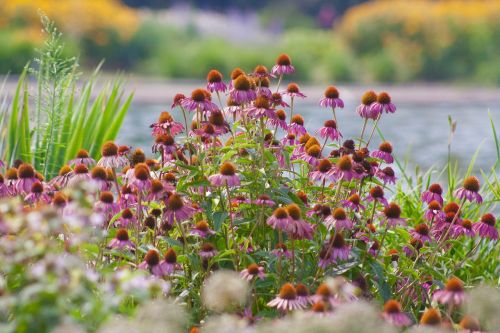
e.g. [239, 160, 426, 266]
[377, 92, 391, 104]
[74, 164, 89, 174]
[480, 213, 496, 226]
[99, 191, 114, 204]
[144, 249, 160, 266]
[379, 141, 393, 154]
[384, 203, 401, 219]
[233, 75, 251, 91]
[116, 228, 129, 241]
[287, 83, 300, 94]
[167, 194, 184, 211]
[332, 207, 347, 220]
[291, 114, 304, 126]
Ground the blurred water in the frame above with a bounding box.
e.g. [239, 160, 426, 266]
[118, 100, 499, 173]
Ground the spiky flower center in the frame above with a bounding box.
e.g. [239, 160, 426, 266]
[324, 119, 337, 128]
[410, 238, 423, 250]
[428, 183, 443, 195]
[299, 134, 311, 145]
[207, 69, 223, 83]
[196, 220, 209, 232]
[428, 200, 441, 211]
[279, 283, 297, 300]
[445, 277, 463, 292]
[312, 301, 326, 312]
[306, 145, 321, 158]
[348, 193, 361, 205]
[116, 228, 129, 241]
[317, 159, 332, 173]
[415, 223, 429, 236]
[164, 248, 177, 263]
[101, 142, 118, 157]
[76, 149, 90, 158]
[444, 202, 460, 214]
[276, 54, 291, 66]
[230, 67, 244, 80]
[247, 263, 260, 275]
[333, 207, 347, 220]
[254, 65, 268, 75]
[201, 242, 215, 252]
[459, 315, 481, 331]
[361, 90, 377, 105]
[151, 179, 163, 193]
[377, 92, 391, 104]
[275, 109, 286, 121]
[18, 164, 35, 179]
[100, 191, 114, 204]
[209, 111, 225, 126]
[379, 141, 393, 153]
[384, 300, 402, 313]
[167, 194, 184, 211]
[122, 208, 133, 219]
[191, 89, 207, 102]
[324, 86, 339, 99]
[291, 114, 304, 126]
[382, 167, 395, 177]
[254, 96, 270, 109]
[74, 164, 89, 174]
[332, 233, 346, 248]
[233, 75, 251, 91]
[295, 283, 309, 297]
[274, 207, 289, 219]
[145, 249, 160, 266]
[219, 162, 236, 176]
[287, 83, 300, 94]
[384, 203, 401, 219]
[337, 156, 353, 171]
[316, 283, 332, 297]
[420, 308, 442, 326]
[134, 164, 150, 181]
[480, 213, 496, 226]
[370, 186, 384, 198]
[31, 181, 43, 193]
[463, 176, 480, 192]
[286, 204, 302, 220]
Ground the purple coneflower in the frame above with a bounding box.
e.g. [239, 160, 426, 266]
[255, 77, 273, 98]
[283, 83, 306, 99]
[138, 249, 163, 276]
[318, 119, 342, 141]
[331, 155, 355, 181]
[97, 142, 129, 169]
[324, 208, 353, 231]
[454, 176, 482, 203]
[381, 203, 406, 228]
[163, 193, 195, 225]
[295, 283, 313, 306]
[15, 164, 38, 194]
[328, 233, 351, 262]
[424, 200, 445, 222]
[108, 229, 135, 250]
[365, 185, 389, 207]
[230, 75, 256, 104]
[288, 114, 307, 136]
[67, 164, 91, 187]
[267, 207, 290, 231]
[253, 64, 275, 79]
[131, 163, 151, 193]
[267, 283, 304, 311]
[90, 166, 110, 191]
[433, 277, 466, 306]
[119, 185, 137, 208]
[371, 141, 394, 164]
[51, 192, 67, 210]
[254, 194, 275, 207]
[403, 238, 423, 258]
[301, 144, 322, 167]
[371, 92, 396, 114]
[155, 248, 180, 276]
[208, 110, 230, 135]
[452, 219, 475, 238]
[272, 54, 295, 76]
[376, 166, 396, 184]
[24, 181, 51, 204]
[382, 300, 412, 327]
[286, 204, 313, 240]
[246, 96, 276, 119]
[94, 191, 120, 222]
[268, 109, 287, 131]
[410, 223, 432, 243]
[319, 86, 344, 109]
[459, 315, 482, 333]
[171, 93, 185, 109]
[208, 162, 240, 187]
[356, 90, 378, 120]
[421, 183, 444, 205]
[181, 88, 219, 113]
[190, 220, 215, 238]
[473, 213, 498, 239]
[150, 111, 184, 137]
[420, 308, 442, 326]
[240, 263, 265, 281]
[206, 69, 227, 93]
[0, 174, 11, 197]
[271, 92, 289, 108]
[152, 134, 178, 157]
[48, 165, 73, 189]
[341, 193, 365, 212]
[115, 208, 137, 228]
[310, 159, 334, 183]
[199, 242, 217, 259]
[68, 149, 96, 167]
[311, 283, 340, 308]
[272, 242, 292, 259]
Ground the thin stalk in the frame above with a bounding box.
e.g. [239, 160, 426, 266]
[365, 114, 382, 148]
[358, 118, 368, 148]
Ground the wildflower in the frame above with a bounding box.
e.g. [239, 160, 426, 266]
[286, 204, 313, 240]
[190, 220, 215, 238]
[108, 229, 135, 250]
[356, 90, 378, 119]
[382, 300, 412, 327]
[155, 249, 180, 276]
[138, 249, 165, 276]
[371, 92, 396, 114]
[365, 185, 389, 207]
[115, 208, 137, 228]
[295, 283, 313, 306]
[48, 165, 73, 188]
[51, 192, 68, 210]
[318, 119, 342, 141]
[97, 141, 129, 169]
[163, 193, 195, 226]
[288, 114, 307, 136]
[206, 69, 227, 93]
[328, 233, 351, 262]
[67, 164, 91, 187]
[209, 162, 240, 187]
[473, 213, 498, 239]
[267, 207, 291, 231]
[422, 183, 444, 205]
[246, 96, 276, 119]
[68, 149, 96, 167]
[181, 88, 218, 113]
[267, 283, 305, 311]
[381, 203, 406, 228]
[272, 242, 292, 259]
[24, 181, 50, 204]
[283, 83, 306, 98]
[253, 64, 274, 79]
[272, 54, 295, 75]
[341, 193, 365, 212]
[325, 207, 353, 231]
[410, 223, 432, 243]
[230, 75, 256, 104]
[459, 315, 482, 333]
[271, 92, 289, 108]
[310, 159, 334, 183]
[332, 155, 355, 181]
[253, 194, 275, 207]
[15, 164, 38, 194]
[202, 270, 249, 312]
[377, 166, 396, 184]
[371, 141, 394, 163]
[311, 283, 340, 308]
[433, 277, 466, 306]
[171, 93, 186, 109]
[454, 176, 482, 203]
[301, 144, 322, 167]
[150, 111, 184, 137]
[95, 191, 120, 222]
[131, 163, 152, 192]
[240, 263, 265, 281]
[152, 134, 178, 157]
[424, 200, 445, 222]
[200, 242, 218, 258]
[452, 219, 475, 238]
[88, 166, 109, 191]
[255, 76, 273, 98]
[420, 308, 442, 326]
[319, 86, 344, 108]
[208, 110, 230, 134]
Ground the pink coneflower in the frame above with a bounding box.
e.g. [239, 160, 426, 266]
[150, 111, 184, 137]
[421, 183, 444, 205]
[97, 142, 128, 169]
[271, 92, 289, 108]
[267, 283, 305, 311]
[206, 69, 227, 93]
[288, 114, 307, 136]
[171, 93, 186, 109]
[341, 193, 365, 212]
[48, 165, 73, 189]
[272, 54, 295, 76]
[281, 133, 298, 146]
[131, 163, 152, 192]
[255, 77, 273, 98]
[433, 277, 466, 306]
[310, 159, 334, 183]
[328, 233, 351, 262]
[381, 203, 406, 228]
[286, 204, 313, 240]
[232, 195, 251, 206]
[24, 181, 51, 204]
[68, 149, 96, 167]
[108, 229, 135, 250]
[365, 186, 389, 207]
[254, 194, 275, 207]
[138, 249, 163, 276]
[452, 219, 475, 238]
[115, 208, 137, 228]
[301, 144, 322, 167]
[119, 185, 137, 208]
[246, 96, 276, 119]
[319, 86, 344, 109]
[382, 300, 412, 327]
[283, 83, 306, 98]
[90, 166, 110, 191]
[272, 242, 292, 259]
[51, 192, 68, 210]
[240, 263, 265, 281]
[473, 213, 498, 239]
[163, 193, 195, 225]
[410, 223, 432, 243]
[267, 207, 291, 231]
[420, 308, 442, 326]
[403, 238, 423, 258]
[318, 246, 334, 269]
[181, 88, 219, 113]
[199, 242, 217, 258]
[152, 134, 178, 157]
[15, 164, 38, 194]
[155, 249, 180, 276]
[376, 166, 396, 184]
[311, 283, 340, 308]
[331, 155, 355, 181]
[230, 75, 257, 104]
[455, 176, 482, 203]
[269, 109, 288, 131]
[67, 164, 91, 187]
[295, 283, 313, 306]
[324, 208, 353, 231]
[424, 200, 445, 221]
[356, 90, 378, 119]
[253, 64, 275, 79]
[0, 174, 11, 197]
[208, 162, 240, 187]
[371, 92, 396, 114]
[95, 191, 120, 222]
[208, 110, 230, 135]
[318, 119, 342, 141]
[459, 315, 482, 333]
[371, 141, 394, 164]
[190, 220, 215, 238]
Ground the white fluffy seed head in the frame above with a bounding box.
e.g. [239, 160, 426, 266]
[201, 314, 253, 333]
[465, 284, 500, 331]
[202, 270, 249, 312]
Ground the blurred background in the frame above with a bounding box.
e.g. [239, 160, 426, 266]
[1, 0, 499, 170]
